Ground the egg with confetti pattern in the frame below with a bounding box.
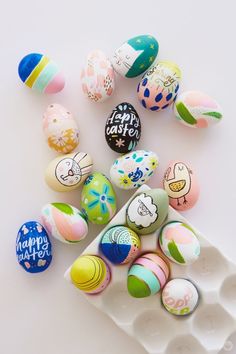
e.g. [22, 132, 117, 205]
[137, 61, 181, 111]
[16, 221, 52, 273]
[70, 255, 111, 294]
[81, 172, 117, 225]
[100, 226, 141, 264]
[174, 90, 223, 128]
[127, 252, 170, 298]
[18, 53, 65, 94]
[41, 203, 88, 244]
[158, 221, 200, 265]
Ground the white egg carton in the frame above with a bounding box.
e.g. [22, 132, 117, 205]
[65, 185, 236, 354]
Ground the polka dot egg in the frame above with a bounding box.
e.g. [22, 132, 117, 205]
[100, 226, 141, 265]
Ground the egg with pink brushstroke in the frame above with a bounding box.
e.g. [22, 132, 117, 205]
[81, 49, 115, 102]
[158, 221, 200, 265]
[174, 90, 223, 128]
[41, 203, 88, 244]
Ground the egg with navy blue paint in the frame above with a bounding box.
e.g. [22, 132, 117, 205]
[16, 221, 52, 273]
[18, 53, 65, 94]
[105, 102, 141, 153]
[137, 61, 181, 111]
[110, 150, 158, 190]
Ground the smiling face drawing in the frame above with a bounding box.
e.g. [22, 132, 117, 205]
[112, 43, 143, 77]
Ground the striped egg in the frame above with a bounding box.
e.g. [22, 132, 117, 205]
[127, 252, 170, 298]
[18, 53, 65, 94]
[70, 255, 111, 294]
[100, 226, 141, 265]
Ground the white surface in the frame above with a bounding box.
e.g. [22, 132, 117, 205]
[0, 1, 235, 353]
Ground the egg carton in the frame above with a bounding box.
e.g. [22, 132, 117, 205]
[65, 185, 236, 354]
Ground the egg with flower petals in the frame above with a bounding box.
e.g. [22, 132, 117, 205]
[81, 173, 117, 225]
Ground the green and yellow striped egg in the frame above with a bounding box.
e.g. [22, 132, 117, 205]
[70, 255, 111, 294]
[127, 252, 170, 298]
[18, 53, 65, 94]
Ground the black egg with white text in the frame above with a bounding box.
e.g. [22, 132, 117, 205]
[105, 102, 141, 153]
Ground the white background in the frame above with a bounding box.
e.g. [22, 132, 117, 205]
[1, 0, 235, 353]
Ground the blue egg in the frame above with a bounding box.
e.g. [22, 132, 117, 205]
[16, 221, 52, 273]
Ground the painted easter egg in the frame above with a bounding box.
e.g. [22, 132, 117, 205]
[16, 221, 52, 273]
[163, 160, 199, 211]
[105, 102, 141, 153]
[174, 90, 223, 128]
[110, 150, 158, 190]
[111, 35, 159, 78]
[159, 221, 200, 265]
[18, 53, 65, 94]
[81, 50, 115, 102]
[41, 203, 88, 244]
[137, 61, 181, 111]
[162, 279, 199, 316]
[127, 252, 170, 298]
[45, 151, 93, 192]
[81, 172, 117, 225]
[126, 188, 169, 235]
[70, 255, 111, 294]
[100, 226, 140, 264]
[43, 104, 79, 154]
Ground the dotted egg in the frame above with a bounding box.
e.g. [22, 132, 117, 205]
[100, 226, 141, 264]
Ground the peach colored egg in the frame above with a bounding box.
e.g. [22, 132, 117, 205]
[163, 160, 199, 211]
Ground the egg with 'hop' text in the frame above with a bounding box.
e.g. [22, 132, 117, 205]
[105, 102, 141, 153]
[18, 53, 65, 94]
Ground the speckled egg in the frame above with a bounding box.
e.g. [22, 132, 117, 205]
[81, 49, 115, 102]
[126, 189, 169, 235]
[45, 151, 93, 192]
[81, 173, 117, 225]
[110, 150, 158, 190]
[100, 226, 140, 264]
[162, 278, 199, 316]
[174, 90, 223, 128]
[70, 255, 111, 294]
[105, 102, 141, 153]
[41, 203, 88, 244]
[163, 160, 199, 211]
[159, 221, 200, 265]
[43, 104, 79, 154]
[16, 221, 52, 273]
[18, 53, 65, 93]
[127, 252, 170, 298]
[111, 35, 159, 78]
[137, 61, 181, 111]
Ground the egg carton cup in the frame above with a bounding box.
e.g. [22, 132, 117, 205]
[65, 185, 236, 354]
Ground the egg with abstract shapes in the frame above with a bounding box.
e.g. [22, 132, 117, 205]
[100, 226, 140, 265]
[41, 203, 88, 244]
[18, 53, 65, 94]
[45, 151, 93, 192]
[70, 255, 111, 294]
[137, 61, 181, 111]
[110, 150, 158, 190]
[43, 103, 79, 154]
[174, 90, 223, 128]
[127, 252, 170, 298]
[81, 49, 115, 102]
[16, 221, 52, 273]
[105, 102, 141, 153]
[159, 221, 200, 265]
[81, 172, 117, 225]
[163, 160, 199, 211]
[111, 34, 159, 78]
[162, 278, 199, 316]
[126, 188, 169, 235]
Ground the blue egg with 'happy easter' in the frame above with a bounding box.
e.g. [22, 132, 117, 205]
[16, 221, 52, 273]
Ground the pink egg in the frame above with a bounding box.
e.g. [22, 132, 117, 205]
[163, 160, 199, 211]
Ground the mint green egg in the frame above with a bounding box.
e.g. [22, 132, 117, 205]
[81, 172, 117, 225]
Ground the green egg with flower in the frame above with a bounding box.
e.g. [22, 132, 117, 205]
[81, 172, 117, 225]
